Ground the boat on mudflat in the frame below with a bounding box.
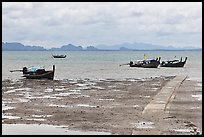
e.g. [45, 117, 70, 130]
[129, 57, 161, 68]
[10, 65, 55, 80]
[160, 57, 187, 67]
[22, 65, 55, 80]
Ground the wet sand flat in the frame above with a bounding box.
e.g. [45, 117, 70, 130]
[2, 76, 202, 135]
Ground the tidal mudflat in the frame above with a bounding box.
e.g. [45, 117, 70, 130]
[2, 76, 173, 135]
[2, 76, 202, 135]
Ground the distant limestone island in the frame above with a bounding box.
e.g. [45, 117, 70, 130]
[2, 42, 201, 51]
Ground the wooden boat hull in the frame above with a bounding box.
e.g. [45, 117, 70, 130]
[23, 65, 55, 80]
[129, 58, 160, 68]
[52, 55, 66, 58]
[160, 62, 185, 67]
[142, 61, 160, 68]
[160, 57, 187, 67]
[23, 71, 54, 80]
[130, 62, 160, 68]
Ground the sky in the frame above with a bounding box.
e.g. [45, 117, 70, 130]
[2, 2, 202, 49]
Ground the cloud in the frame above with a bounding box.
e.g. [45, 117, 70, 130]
[2, 2, 202, 48]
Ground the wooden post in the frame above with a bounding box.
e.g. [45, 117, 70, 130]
[53, 65, 55, 72]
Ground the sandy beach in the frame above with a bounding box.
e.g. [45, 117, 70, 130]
[2, 76, 202, 135]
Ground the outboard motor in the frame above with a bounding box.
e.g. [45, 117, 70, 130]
[130, 61, 133, 66]
[23, 67, 28, 74]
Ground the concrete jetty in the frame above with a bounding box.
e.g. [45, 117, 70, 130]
[132, 75, 202, 135]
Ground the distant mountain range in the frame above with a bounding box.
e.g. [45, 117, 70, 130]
[95, 42, 201, 50]
[2, 42, 46, 51]
[2, 42, 201, 51]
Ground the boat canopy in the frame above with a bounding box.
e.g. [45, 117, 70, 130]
[28, 66, 44, 71]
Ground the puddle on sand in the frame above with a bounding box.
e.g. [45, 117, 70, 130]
[31, 114, 52, 118]
[2, 106, 15, 111]
[131, 121, 155, 129]
[172, 128, 192, 133]
[98, 98, 115, 101]
[75, 83, 88, 87]
[2, 115, 21, 120]
[76, 104, 98, 108]
[4, 88, 31, 94]
[25, 118, 46, 121]
[2, 124, 111, 135]
[55, 92, 81, 96]
[192, 94, 202, 101]
[195, 83, 202, 91]
[44, 88, 54, 92]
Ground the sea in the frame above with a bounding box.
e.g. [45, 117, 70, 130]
[2, 50, 202, 82]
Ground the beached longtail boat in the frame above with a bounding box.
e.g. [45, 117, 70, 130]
[129, 57, 161, 68]
[160, 57, 187, 67]
[10, 65, 55, 80]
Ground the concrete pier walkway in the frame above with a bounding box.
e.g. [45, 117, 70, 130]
[132, 75, 202, 135]
[142, 75, 187, 114]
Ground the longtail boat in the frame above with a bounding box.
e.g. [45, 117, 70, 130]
[52, 55, 66, 58]
[160, 57, 187, 67]
[10, 65, 55, 80]
[129, 57, 161, 68]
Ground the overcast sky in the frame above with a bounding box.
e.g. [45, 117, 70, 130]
[2, 2, 202, 48]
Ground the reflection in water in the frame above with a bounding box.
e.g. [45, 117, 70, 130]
[2, 124, 111, 135]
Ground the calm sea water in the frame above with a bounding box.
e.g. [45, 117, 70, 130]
[2, 50, 202, 82]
